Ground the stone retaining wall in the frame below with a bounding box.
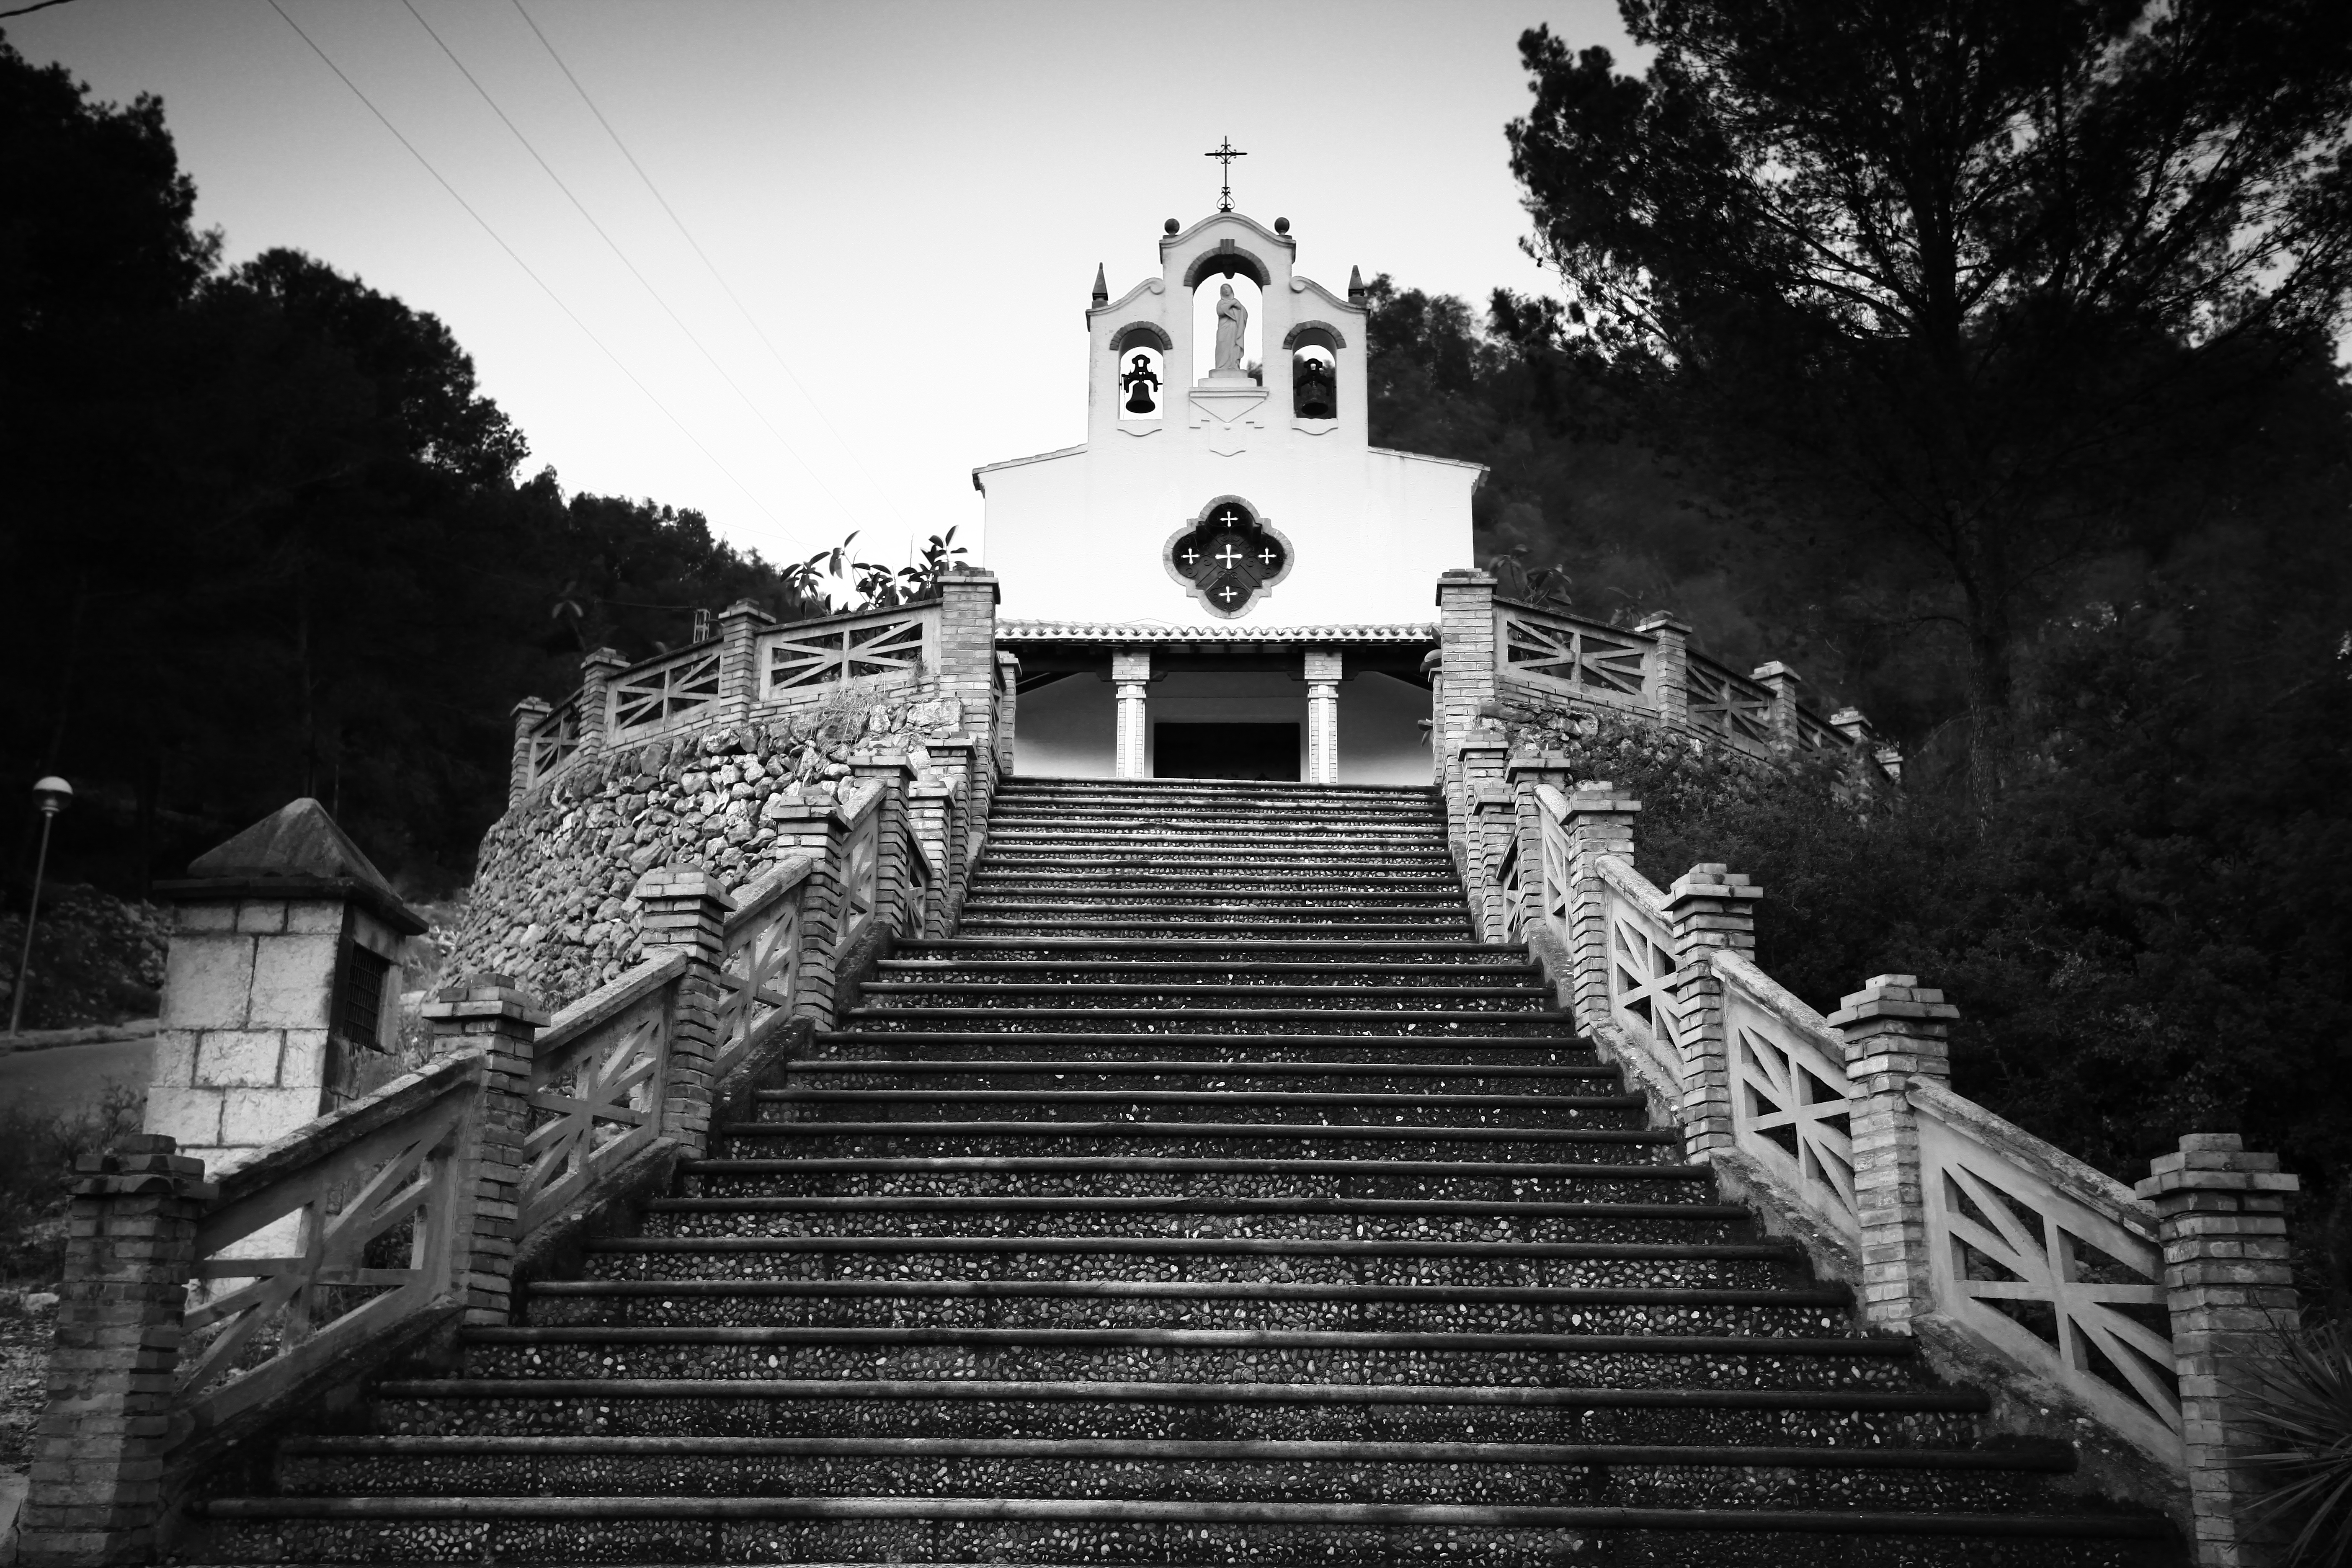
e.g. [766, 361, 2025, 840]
[450, 689, 967, 1011]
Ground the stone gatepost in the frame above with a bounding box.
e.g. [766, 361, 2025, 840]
[574, 647, 629, 761]
[1434, 569, 1497, 763]
[1664, 864, 1761, 1163]
[1302, 650, 1343, 785]
[715, 600, 770, 727]
[1472, 780, 1518, 943]
[1557, 782, 1641, 1035]
[1635, 612, 1691, 727]
[935, 568, 1002, 747]
[993, 650, 1022, 776]
[1751, 662, 1803, 749]
[2136, 1133, 2304, 1568]
[508, 696, 551, 807]
[849, 755, 921, 937]
[146, 799, 427, 1175]
[923, 736, 983, 924]
[1827, 974, 1959, 1335]
[632, 869, 734, 1156]
[420, 975, 546, 1325]
[1112, 650, 1152, 780]
[17, 1135, 211, 1568]
[905, 775, 956, 939]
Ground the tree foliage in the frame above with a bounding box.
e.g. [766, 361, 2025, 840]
[0, 40, 789, 895]
[1507, 0, 2352, 801]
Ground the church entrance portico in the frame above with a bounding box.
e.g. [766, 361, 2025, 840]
[1001, 626, 1434, 785]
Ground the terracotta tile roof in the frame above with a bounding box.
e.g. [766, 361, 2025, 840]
[998, 620, 1438, 645]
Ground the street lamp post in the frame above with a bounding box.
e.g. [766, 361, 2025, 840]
[7, 776, 74, 1039]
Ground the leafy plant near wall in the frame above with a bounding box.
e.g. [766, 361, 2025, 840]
[2244, 1320, 2352, 1565]
[777, 529, 970, 618]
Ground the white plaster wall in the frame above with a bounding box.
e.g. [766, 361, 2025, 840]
[983, 444, 1475, 626]
[976, 210, 1478, 630]
[1015, 675, 1117, 779]
[1339, 672, 1435, 787]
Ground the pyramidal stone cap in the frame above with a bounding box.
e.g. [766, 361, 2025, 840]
[157, 796, 426, 934]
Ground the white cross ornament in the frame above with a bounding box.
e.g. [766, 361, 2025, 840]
[1215, 544, 1244, 568]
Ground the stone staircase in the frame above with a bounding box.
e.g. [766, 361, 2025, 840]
[190, 776, 2177, 1565]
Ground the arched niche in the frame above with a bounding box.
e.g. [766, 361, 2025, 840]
[1192, 273, 1264, 384]
[1110, 322, 1171, 418]
[1284, 322, 1346, 420]
[1180, 244, 1272, 291]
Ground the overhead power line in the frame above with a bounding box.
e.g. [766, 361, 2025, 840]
[264, 0, 798, 545]
[401, 0, 844, 549]
[510, 0, 914, 539]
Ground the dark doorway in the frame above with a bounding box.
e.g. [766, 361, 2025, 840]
[1153, 722, 1300, 781]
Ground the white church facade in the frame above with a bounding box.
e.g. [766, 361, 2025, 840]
[973, 209, 1483, 785]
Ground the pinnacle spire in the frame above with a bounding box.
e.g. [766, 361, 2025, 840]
[1091, 263, 1108, 307]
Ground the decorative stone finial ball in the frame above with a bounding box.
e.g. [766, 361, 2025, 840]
[1274, 217, 1291, 235]
[1164, 219, 1180, 235]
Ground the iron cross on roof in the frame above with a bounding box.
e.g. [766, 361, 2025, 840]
[1204, 137, 1246, 214]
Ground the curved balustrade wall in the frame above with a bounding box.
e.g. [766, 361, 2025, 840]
[452, 692, 976, 1012]
[459, 575, 1006, 1015]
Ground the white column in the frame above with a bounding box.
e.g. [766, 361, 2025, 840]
[1112, 650, 1151, 779]
[1303, 649, 1343, 784]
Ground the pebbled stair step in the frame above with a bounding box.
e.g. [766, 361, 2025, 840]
[781, 1059, 1618, 1081]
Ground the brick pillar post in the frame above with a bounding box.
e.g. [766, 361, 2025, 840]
[1874, 743, 1905, 786]
[2135, 1133, 2303, 1568]
[1434, 570, 1498, 766]
[1472, 782, 1519, 942]
[1751, 661, 1803, 749]
[1664, 864, 1761, 1162]
[632, 867, 733, 1153]
[1112, 650, 1151, 780]
[935, 567, 1001, 745]
[1827, 974, 1959, 1335]
[1558, 782, 1642, 1034]
[715, 600, 767, 726]
[420, 975, 545, 1326]
[924, 738, 980, 923]
[509, 696, 551, 807]
[850, 756, 920, 936]
[18, 1134, 214, 1568]
[993, 651, 1021, 776]
[1302, 650, 1342, 785]
[754, 793, 863, 1026]
[575, 647, 628, 761]
[1828, 706, 1873, 747]
[1636, 612, 1690, 727]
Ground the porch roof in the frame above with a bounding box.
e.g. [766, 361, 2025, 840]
[998, 620, 1437, 646]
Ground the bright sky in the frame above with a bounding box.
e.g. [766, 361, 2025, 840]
[9, 0, 1637, 570]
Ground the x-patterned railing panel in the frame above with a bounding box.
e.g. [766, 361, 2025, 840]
[527, 696, 581, 783]
[1715, 952, 1860, 1243]
[712, 865, 808, 1085]
[1495, 600, 1651, 701]
[609, 646, 722, 740]
[763, 605, 936, 695]
[1916, 1087, 2179, 1456]
[521, 958, 682, 1234]
[178, 1061, 477, 1433]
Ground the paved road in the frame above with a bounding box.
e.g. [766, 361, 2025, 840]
[0, 1034, 154, 1116]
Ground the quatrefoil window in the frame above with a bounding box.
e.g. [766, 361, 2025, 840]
[1164, 497, 1292, 619]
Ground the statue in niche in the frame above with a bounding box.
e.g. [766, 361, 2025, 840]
[1212, 283, 1248, 373]
[1120, 352, 1161, 414]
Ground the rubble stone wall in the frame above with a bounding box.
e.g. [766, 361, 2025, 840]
[450, 688, 966, 1011]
